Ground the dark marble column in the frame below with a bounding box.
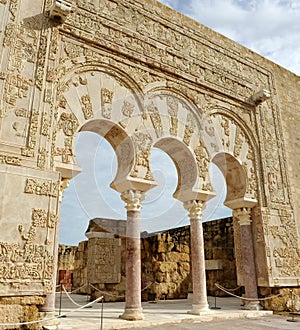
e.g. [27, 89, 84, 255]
[184, 200, 210, 315]
[120, 190, 145, 320]
[233, 207, 261, 310]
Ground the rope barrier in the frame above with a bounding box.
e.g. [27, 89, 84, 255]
[56, 283, 89, 295]
[89, 282, 153, 298]
[0, 294, 104, 327]
[62, 285, 86, 307]
[215, 283, 282, 301]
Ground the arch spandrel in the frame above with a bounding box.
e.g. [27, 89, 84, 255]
[202, 111, 259, 207]
[52, 66, 147, 185]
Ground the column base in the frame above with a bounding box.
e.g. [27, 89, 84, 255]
[188, 303, 210, 315]
[242, 301, 262, 310]
[39, 311, 60, 328]
[119, 308, 144, 321]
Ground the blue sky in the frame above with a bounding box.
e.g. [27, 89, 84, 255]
[60, 0, 300, 245]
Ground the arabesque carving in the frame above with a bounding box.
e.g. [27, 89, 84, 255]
[131, 132, 153, 180]
[24, 178, 59, 197]
[0, 154, 21, 166]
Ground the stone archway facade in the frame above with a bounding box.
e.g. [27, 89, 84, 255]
[0, 0, 299, 325]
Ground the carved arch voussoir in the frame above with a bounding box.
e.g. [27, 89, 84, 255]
[204, 108, 261, 202]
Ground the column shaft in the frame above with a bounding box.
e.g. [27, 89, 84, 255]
[234, 208, 261, 310]
[120, 190, 145, 320]
[185, 201, 209, 315]
[125, 210, 142, 310]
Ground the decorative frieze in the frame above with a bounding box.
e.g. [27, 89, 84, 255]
[24, 178, 59, 197]
[0, 154, 21, 166]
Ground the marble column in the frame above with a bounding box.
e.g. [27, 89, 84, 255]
[184, 200, 210, 315]
[39, 179, 70, 322]
[120, 190, 145, 321]
[233, 207, 261, 310]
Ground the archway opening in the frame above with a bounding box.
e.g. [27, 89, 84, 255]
[203, 163, 232, 221]
[59, 131, 125, 245]
[212, 152, 247, 205]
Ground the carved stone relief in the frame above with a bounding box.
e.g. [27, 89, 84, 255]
[24, 178, 59, 197]
[147, 101, 163, 138]
[131, 132, 153, 181]
[101, 88, 114, 119]
[81, 94, 94, 120]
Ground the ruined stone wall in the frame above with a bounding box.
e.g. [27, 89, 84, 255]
[73, 241, 88, 292]
[60, 218, 237, 302]
[141, 226, 191, 301]
[141, 218, 237, 301]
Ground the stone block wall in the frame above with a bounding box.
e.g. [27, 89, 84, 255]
[141, 217, 237, 300]
[58, 217, 237, 302]
[141, 226, 191, 301]
[203, 219, 237, 296]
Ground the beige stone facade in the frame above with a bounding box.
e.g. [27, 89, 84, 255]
[0, 0, 299, 325]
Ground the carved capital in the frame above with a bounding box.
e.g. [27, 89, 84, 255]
[233, 207, 253, 225]
[59, 178, 70, 201]
[121, 190, 145, 212]
[184, 200, 205, 220]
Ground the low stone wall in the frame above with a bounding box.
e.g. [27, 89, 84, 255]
[140, 217, 237, 301]
[141, 226, 191, 301]
[0, 296, 44, 330]
[58, 217, 237, 303]
[259, 287, 300, 312]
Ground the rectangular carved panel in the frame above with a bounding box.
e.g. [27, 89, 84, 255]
[87, 237, 121, 284]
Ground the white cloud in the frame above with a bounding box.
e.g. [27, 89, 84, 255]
[158, 0, 300, 75]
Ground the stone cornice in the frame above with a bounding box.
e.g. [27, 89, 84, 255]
[58, 0, 271, 104]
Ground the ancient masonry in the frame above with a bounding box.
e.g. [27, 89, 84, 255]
[0, 0, 299, 326]
[58, 218, 237, 302]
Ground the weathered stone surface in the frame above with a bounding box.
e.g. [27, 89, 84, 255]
[0, 0, 299, 320]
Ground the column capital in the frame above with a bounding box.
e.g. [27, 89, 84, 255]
[233, 207, 252, 225]
[184, 200, 205, 219]
[59, 178, 70, 202]
[121, 190, 145, 211]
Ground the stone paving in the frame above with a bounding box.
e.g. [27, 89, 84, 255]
[46, 293, 279, 330]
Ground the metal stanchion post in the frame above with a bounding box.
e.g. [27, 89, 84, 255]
[287, 289, 299, 323]
[100, 296, 104, 330]
[211, 295, 221, 310]
[59, 283, 63, 316]
[59, 284, 67, 317]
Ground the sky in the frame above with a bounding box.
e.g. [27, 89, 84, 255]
[60, 0, 300, 245]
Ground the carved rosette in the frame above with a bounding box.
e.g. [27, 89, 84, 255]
[121, 190, 145, 212]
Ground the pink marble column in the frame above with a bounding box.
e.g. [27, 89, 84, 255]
[120, 190, 145, 321]
[233, 207, 261, 310]
[39, 179, 69, 322]
[184, 201, 210, 314]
